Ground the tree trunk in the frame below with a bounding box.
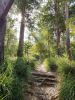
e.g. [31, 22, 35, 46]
[0, 18, 6, 64]
[55, 0, 61, 55]
[65, 2, 71, 59]
[0, 0, 14, 64]
[17, 10, 25, 57]
[0, 0, 14, 19]
[56, 29, 60, 55]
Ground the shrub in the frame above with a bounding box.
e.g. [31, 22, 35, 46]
[43, 57, 58, 72]
[48, 57, 58, 72]
[59, 76, 75, 100]
[56, 56, 75, 76]
[14, 58, 32, 80]
[29, 60, 35, 70]
[11, 57, 32, 100]
[0, 60, 13, 100]
[11, 77, 23, 100]
[43, 58, 49, 71]
[56, 56, 70, 73]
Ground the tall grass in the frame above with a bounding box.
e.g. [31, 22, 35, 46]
[59, 76, 75, 100]
[0, 57, 33, 100]
[56, 56, 75, 100]
[0, 59, 13, 100]
[43, 57, 58, 72]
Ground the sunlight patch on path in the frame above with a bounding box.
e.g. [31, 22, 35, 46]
[36, 64, 47, 72]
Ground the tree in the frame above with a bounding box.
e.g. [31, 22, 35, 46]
[16, 0, 40, 57]
[5, 16, 17, 57]
[0, 0, 14, 64]
[37, 0, 65, 56]
[65, 0, 72, 59]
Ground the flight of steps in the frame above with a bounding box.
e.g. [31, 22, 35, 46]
[31, 71, 58, 87]
[25, 71, 58, 100]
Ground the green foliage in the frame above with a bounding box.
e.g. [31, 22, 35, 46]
[5, 15, 18, 57]
[59, 76, 75, 100]
[43, 57, 58, 72]
[11, 77, 23, 100]
[29, 60, 35, 70]
[43, 59, 49, 71]
[15, 0, 39, 12]
[14, 57, 32, 80]
[11, 57, 33, 100]
[48, 57, 58, 72]
[0, 60, 13, 100]
[56, 56, 70, 73]
[56, 56, 75, 76]
[71, 42, 75, 60]
[58, 57, 75, 100]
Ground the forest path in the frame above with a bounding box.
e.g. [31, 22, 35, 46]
[25, 64, 59, 100]
[36, 63, 47, 72]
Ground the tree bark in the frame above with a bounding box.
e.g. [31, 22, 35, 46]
[55, 0, 61, 55]
[65, 2, 71, 59]
[0, 18, 6, 64]
[17, 10, 25, 57]
[56, 29, 60, 55]
[0, 0, 14, 19]
[0, 0, 14, 64]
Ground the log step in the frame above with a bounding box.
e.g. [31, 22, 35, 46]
[32, 78, 57, 83]
[32, 71, 56, 78]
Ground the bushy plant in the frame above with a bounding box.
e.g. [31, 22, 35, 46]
[29, 60, 35, 70]
[43, 58, 49, 71]
[48, 57, 58, 72]
[0, 60, 13, 100]
[14, 58, 32, 80]
[11, 57, 32, 100]
[43, 57, 58, 72]
[59, 76, 75, 100]
[56, 56, 75, 76]
[11, 77, 23, 100]
[56, 56, 70, 73]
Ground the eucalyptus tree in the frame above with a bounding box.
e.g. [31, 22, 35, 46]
[15, 0, 40, 57]
[64, 1, 71, 59]
[37, 0, 65, 56]
[64, 0, 75, 59]
[0, 0, 14, 64]
[5, 16, 17, 57]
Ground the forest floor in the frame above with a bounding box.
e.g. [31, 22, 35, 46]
[25, 64, 60, 100]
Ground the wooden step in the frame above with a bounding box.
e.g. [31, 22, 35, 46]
[32, 71, 56, 78]
[32, 76, 56, 79]
[28, 81, 56, 87]
[32, 77, 57, 82]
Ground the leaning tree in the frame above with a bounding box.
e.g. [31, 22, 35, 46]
[0, 0, 14, 64]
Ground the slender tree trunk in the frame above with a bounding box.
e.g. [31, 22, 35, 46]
[65, 2, 71, 59]
[17, 10, 25, 57]
[55, 0, 61, 55]
[56, 29, 60, 55]
[48, 32, 50, 59]
[0, 18, 6, 64]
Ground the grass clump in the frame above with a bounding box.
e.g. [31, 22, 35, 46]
[48, 57, 58, 72]
[43, 57, 58, 72]
[0, 60, 13, 100]
[56, 56, 75, 76]
[59, 76, 75, 100]
[14, 57, 32, 80]
[57, 56, 75, 100]
[11, 57, 32, 100]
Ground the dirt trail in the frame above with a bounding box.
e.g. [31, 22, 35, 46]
[25, 64, 59, 100]
[36, 64, 47, 72]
